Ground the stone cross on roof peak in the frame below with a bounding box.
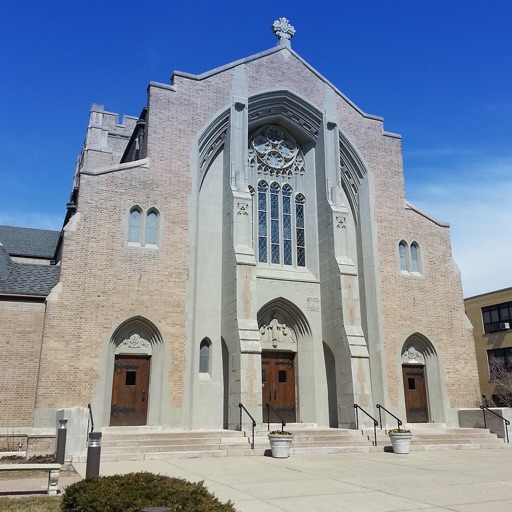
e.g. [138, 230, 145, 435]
[272, 17, 295, 47]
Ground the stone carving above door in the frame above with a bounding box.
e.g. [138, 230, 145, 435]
[116, 333, 152, 355]
[401, 345, 425, 364]
[259, 311, 297, 350]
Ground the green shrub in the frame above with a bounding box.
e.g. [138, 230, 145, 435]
[61, 472, 236, 512]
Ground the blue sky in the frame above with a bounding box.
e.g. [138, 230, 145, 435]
[0, 1, 510, 297]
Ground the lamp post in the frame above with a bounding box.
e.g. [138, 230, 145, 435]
[85, 432, 102, 478]
[55, 419, 67, 464]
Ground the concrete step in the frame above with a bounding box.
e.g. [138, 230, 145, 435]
[91, 425, 511, 462]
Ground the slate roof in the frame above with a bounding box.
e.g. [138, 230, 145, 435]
[0, 243, 61, 297]
[0, 225, 60, 259]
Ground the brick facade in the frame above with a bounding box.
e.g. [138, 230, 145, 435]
[0, 30, 481, 443]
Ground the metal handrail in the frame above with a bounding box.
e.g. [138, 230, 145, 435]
[87, 403, 95, 433]
[265, 403, 286, 432]
[376, 404, 402, 431]
[238, 403, 256, 449]
[480, 405, 510, 443]
[354, 404, 379, 447]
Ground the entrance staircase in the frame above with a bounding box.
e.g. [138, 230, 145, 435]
[90, 423, 509, 462]
[384, 423, 509, 451]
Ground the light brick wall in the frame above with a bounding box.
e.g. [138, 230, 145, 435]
[0, 301, 45, 427]
[30, 46, 480, 428]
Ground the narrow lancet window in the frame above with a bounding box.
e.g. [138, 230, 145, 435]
[258, 181, 268, 263]
[296, 194, 306, 267]
[146, 210, 158, 245]
[399, 241, 408, 271]
[270, 183, 280, 264]
[282, 185, 292, 265]
[128, 208, 142, 243]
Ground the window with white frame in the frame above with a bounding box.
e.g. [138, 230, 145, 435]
[249, 124, 306, 268]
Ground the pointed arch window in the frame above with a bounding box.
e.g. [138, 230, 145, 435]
[270, 183, 281, 264]
[128, 207, 142, 243]
[146, 209, 159, 245]
[296, 194, 306, 267]
[399, 241, 408, 272]
[199, 338, 211, 374]
[258, 181, 268, 263]
[127, 206, 160, 247]
[282, 185, 292, 265]
[410, 242, 421, 273]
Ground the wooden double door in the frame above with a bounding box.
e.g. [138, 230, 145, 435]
[402, 365, 429, 423]
[262, 351, 296, 423]
[110, 356, 150, 426]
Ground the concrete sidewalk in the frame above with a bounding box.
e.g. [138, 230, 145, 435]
[71, 449, 512, 511]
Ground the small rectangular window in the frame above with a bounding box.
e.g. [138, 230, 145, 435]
[408, 378, 415, 390]
[278, 370, 287, 383]
[126, 371, 136, 386]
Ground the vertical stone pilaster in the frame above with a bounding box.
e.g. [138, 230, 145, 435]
[317, 87, 374, 428]
[222, 66, 262, 429]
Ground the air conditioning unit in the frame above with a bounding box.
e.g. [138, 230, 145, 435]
[499, 322, 510, 330]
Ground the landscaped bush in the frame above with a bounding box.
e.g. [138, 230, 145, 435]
[61, 472, 236, 512]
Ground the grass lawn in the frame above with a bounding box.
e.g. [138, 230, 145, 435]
[0, 496, 62, 511]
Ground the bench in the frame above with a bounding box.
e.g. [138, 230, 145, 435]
[0, 463, 61, 496]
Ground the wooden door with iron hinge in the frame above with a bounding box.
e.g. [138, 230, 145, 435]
[402, 364, 429, 423]
[262, 351, 296, 423]
[110, 355, 150, 426]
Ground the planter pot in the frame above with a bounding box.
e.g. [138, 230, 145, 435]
[389, 432, 412, 454]
[268, 434, 293, 458]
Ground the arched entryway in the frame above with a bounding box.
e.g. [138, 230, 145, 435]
[401, 333, 445, 423]
[258, 298, 311, 424]
[107, 316, 164, 426]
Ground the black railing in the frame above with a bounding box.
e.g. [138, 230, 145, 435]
[87, 403, 95, 434]
[480, 405, 510, 443]
[354, 404, 379, 447]
[238, 403, 256, 449]
[265, 403, 286, 432]
[376, 404, 402, 431]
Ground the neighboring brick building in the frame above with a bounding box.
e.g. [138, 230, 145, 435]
[465, 287, 512, 405]
[0, 19, 480, 446]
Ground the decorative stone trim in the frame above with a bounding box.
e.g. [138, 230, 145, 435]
[401, 345, 425, 364]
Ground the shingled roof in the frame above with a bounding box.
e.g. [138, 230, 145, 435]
[0, 242, 61, 297]
[0, 225, 60, 259]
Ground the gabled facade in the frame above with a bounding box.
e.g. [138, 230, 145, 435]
[0, 20, 480, 446]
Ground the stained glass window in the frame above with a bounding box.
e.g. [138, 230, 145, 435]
[283, 186, 292, 265]
[258, 182, 268, 263]
[199, 339, 211, 374]
[296, 195, 305, 267]
[270, 183, 280, 264]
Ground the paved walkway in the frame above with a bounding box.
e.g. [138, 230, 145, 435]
[68, 449, 512, 511]
[1, 450, 511, 510]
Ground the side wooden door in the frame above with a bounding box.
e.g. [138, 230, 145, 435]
[262, 351, 296, 423]
[402, 365, 429, 423]
[110, 356, 150, 426]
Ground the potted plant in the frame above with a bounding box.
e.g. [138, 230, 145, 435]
[268, 430, 293, 458]
[388, 428, 412, 454]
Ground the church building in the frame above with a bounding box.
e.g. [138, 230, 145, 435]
[0, 19, 481, 450]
